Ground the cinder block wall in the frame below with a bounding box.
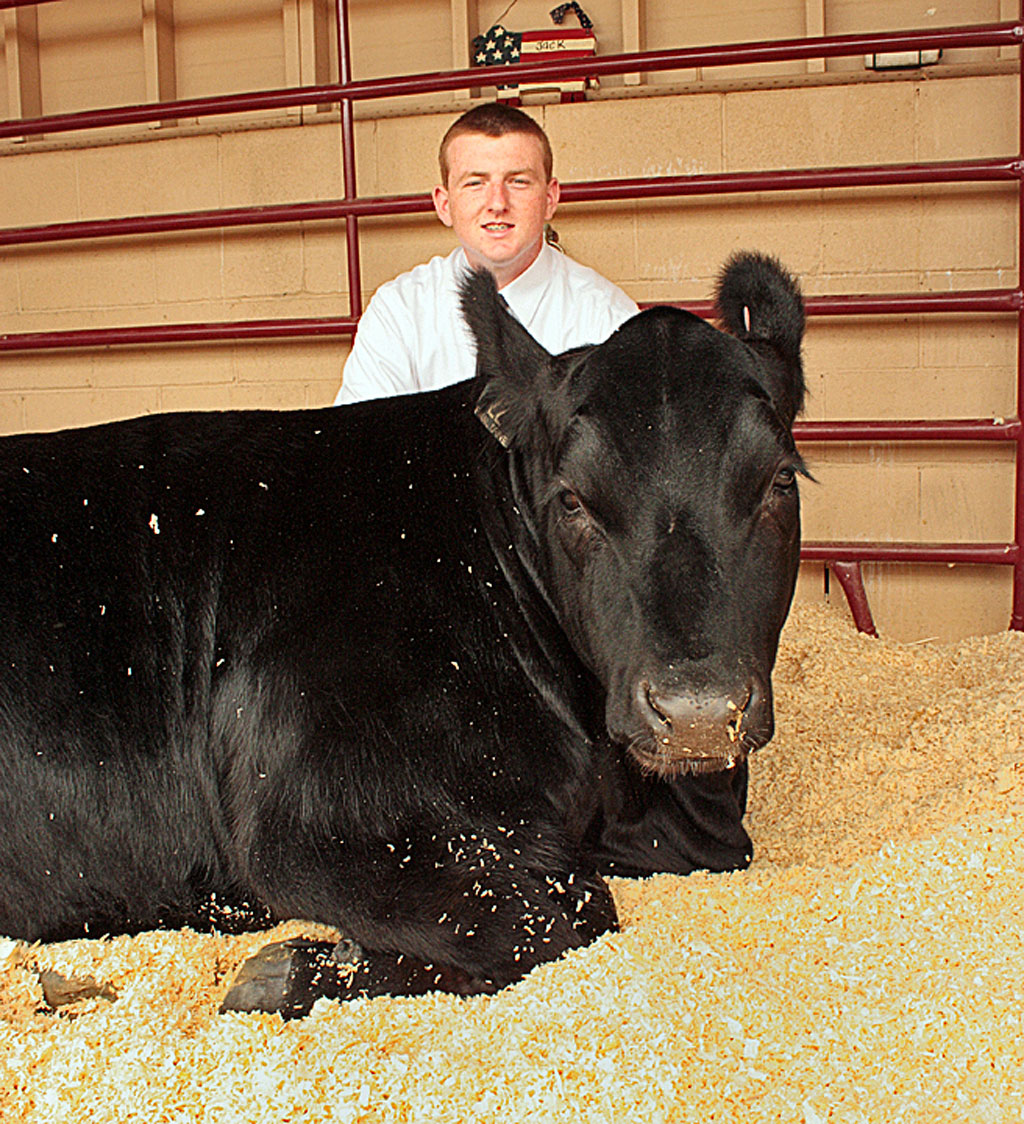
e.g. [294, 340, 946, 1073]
[0, 2, 1018, 641]
[0, 124, 353, 426]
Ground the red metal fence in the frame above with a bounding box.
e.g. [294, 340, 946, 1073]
[0, 3, 1021, 634]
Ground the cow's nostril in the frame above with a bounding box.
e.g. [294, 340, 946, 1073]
[642, 682, 672, 728]
[726, 685, 753, 743]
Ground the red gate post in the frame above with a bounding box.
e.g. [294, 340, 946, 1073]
[1013, 0, 1024, 630]
[335, 0, 362, 322]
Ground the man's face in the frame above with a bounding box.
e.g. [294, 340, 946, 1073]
[432, 131, 560, 288]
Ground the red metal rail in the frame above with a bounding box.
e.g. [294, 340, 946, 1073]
[1, 157, 1019, 249]
[0, 5, 1021, 632]
[0, 20, 1018, 140]
[0, 293, 1016, 352]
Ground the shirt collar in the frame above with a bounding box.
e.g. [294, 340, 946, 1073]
[500, 241, 554, 326]
[451, 242, 554, 327]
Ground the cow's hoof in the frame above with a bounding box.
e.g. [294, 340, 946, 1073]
[221, 937, 359, 1018]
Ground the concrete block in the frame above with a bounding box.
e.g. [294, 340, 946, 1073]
[821, 192, 921, 276]
[17, 243, 157, 313]
[302, 224, 349, 296]
[920, 186, 1016, 273]
[919, 457, 1015, 541]
[0, 395, 26, 435]
[636, 194, 823, 290]
[825, 366, 1017, 422]
[804, 319, 919, 420]
[0, 148, 79, 227]
[809, 318, 920, 374]
[375, 112, 457, 195]
[218, 295, 349, 332]
[546, 204, 638, 290]
[218, 122, 350, 207]
[77, 134, 221, 219]
[224, 382, 310, 410]
[630, 279, 709, 304]
[810, 271, 922, 295]
[358, 213, 450, 294]
[799, 455, 922, 541]
[159, 383, 234, 413]
[308, 371, 346, 406]
[793, 562, 828, 609]
[0, 351, 94, 392]
[919, 317, 1016, 374]
[222, 229, 304, 300]
[725, 82, 916, 172]
[99, 344, 234, 390]
[231, 339, 343, 386]
[23, 387, 161, 432]
[0, 258, 19, 316]
[544, 94, 725, 182]
[922, 268, 1018, 293]
[916, 74, 1018, 161]
[152, 234, 224, 304]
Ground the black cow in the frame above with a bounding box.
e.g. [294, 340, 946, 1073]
[0, 252, 805, 1017]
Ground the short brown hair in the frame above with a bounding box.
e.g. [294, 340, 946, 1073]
[438, 103, 553, 185]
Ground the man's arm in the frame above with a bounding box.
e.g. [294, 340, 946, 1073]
[334, 293, 418, 406]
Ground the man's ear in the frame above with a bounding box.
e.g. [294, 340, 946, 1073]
[544, 176, 561, 221]
[432, 184, 453, 228]
[459, 268, 553, 449]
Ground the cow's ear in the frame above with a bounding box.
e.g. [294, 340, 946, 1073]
[716, 251, 806, 426]
[459, 268, 553, 449]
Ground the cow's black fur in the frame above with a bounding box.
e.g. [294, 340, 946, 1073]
[0, 252, 805, 1015]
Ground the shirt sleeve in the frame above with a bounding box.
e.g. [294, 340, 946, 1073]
[599, 285, 640, 336]
[333, 289, 418, 406]
[568, 278, 639, 351]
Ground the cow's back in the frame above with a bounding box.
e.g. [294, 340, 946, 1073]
[0, 409, 287, 938]
[0, 390, 581, 941]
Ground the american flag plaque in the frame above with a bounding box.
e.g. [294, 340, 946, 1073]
[472, 5, 597, 101]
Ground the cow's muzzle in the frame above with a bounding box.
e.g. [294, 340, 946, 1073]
[627, 673, 772, 777]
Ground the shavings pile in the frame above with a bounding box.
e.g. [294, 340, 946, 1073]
[1, 603, 1022, 1122]
[748, 605, 1024, 866]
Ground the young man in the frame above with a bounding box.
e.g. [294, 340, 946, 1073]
[334, 103, 638, 405]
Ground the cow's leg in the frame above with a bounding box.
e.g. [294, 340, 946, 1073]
[221, 938, 489, 1018]
[222, 850, 618, 1017]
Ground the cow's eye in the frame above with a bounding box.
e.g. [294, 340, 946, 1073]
[558, 488, 583, 515]
[773, 466, 797, 494]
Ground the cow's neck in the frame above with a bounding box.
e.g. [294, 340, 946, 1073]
[472, 437, 604, 749]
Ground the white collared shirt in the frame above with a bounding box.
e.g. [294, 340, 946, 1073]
[334, 242, 638, 405]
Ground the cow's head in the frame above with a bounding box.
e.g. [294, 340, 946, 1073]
[461, 252, 806, 777]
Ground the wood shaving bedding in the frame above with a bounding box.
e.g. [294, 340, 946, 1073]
[1, 603, 1022, 1122]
